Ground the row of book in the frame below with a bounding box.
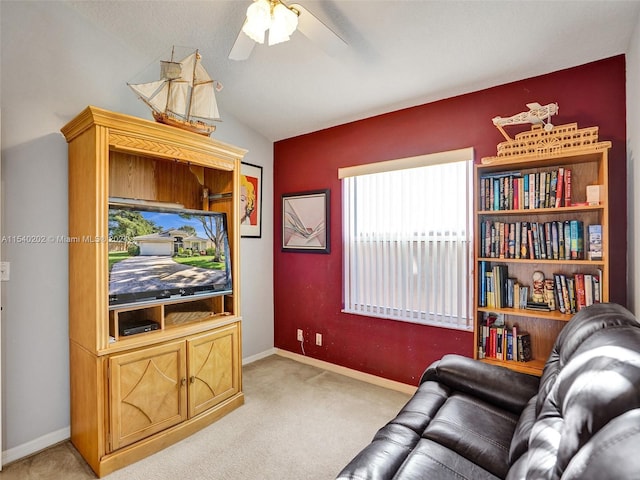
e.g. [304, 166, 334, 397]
[548, 272, 602, 314]
[478, 262, 602, 314]
[479, 167, 571, 211]
[477, 314, 532, 362]
[479, 263, 524, 309]
[479, 220, 601, 261]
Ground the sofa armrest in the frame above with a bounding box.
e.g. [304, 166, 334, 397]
[420, 354, 540, 414]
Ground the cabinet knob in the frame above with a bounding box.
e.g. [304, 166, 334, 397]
[190, 375, 196, 384]
[180, 378, 187, 387]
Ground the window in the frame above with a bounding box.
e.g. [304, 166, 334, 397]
[339, 148, 474, 330]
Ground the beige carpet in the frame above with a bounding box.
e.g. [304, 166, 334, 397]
[2, 354, 411, 480]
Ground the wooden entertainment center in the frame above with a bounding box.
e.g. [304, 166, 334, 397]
[61, 107, 247, 476]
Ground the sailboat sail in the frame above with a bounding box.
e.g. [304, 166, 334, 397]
[166, 81, 189, 119]
[191, 82, 219, 120]
[178, 52, 220, 121]
[128, 80, 168, 112]
[161, 60, 182, 80]
[128, 48, 221, 135]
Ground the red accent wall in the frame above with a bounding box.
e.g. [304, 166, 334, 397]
[273, 56, 627, 386]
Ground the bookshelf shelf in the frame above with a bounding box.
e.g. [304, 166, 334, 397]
[474, 128, 610, 376]
[478, 204, 605, 216]
[477, 306, 572, 322]
[477, 257, 605, 266]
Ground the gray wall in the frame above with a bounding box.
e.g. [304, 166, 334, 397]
[1, 1, 274, 461]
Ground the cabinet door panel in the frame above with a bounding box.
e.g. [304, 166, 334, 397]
[187, 324, 240, 417]
[109, 340, 187, 450]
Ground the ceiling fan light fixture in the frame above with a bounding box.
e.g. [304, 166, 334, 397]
[243, 0, 299, 47]
[229, 1, 346, 61]
[268, 3, 298, 45]
[243, 0, 271, 44]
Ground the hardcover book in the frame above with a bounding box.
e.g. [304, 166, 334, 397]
[549, 170, 558, 208]
[570, 220, 584, 260]
[564, 168, 572, 206]
[588, 224, 603, 260]
[517, 333, 532, 362]
[555, 167, 564, 207]
[554, 274, 566, 313]
[575, 273, 586, 311]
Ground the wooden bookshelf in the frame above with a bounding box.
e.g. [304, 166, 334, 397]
[473, 124, 610, 376]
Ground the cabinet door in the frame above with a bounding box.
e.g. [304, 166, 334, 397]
[109, 340, 187, 451]
[187, 323, 240, 418]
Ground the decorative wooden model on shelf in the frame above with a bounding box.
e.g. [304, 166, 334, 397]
[128, 47, 222, 136]
[474, 112, 610, 376]
[61, 106, 247, 477]
[483, 122, 611, 163]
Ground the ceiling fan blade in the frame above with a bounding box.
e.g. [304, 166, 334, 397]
[290, 3, 347, 56]
[229, 27, 256, 61]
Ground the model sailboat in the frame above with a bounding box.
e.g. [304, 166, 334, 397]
[128, 48, 221, 135]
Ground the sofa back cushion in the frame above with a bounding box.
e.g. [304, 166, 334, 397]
[536, 303, 639, 416]
[560, 409, 640, 479]
[508, 395, 537, 465]
[524, 317, 640, 479]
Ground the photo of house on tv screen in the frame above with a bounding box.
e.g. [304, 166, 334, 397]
[108, 206, 232, 306]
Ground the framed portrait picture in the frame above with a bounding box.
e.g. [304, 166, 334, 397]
[240, 162, 263, 238]
[282, 189, 330, 253]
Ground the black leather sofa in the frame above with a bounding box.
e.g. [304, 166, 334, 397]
[337, 303, 640, 479]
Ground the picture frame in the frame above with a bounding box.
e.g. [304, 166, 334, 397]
[240, 162, 263, 238]
[282, 189, 330, 253]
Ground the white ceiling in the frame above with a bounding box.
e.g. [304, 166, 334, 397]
[67, 0, 640, 142]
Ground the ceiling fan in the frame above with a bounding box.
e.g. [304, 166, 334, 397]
[229, 0, 347, 61]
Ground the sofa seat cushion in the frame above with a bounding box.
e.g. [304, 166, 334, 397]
[394, 439, 500, 480]
[336, 382, 451, 479]
[336, 379, 520, 479]
[424, 392, 519, 478]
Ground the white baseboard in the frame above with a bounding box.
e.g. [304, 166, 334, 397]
[2, 426, 70, 467]
[242, 347, 277, 365]
[275, 349, 417, 395]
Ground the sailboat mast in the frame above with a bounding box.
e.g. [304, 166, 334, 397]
[185, 49, 200, 121]
[163, 46, 176, 114]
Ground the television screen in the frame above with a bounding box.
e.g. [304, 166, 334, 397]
[108, 204, 232, 307]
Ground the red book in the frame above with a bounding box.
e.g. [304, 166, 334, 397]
[564, 168, 572, 207]
[490, 327, 498, 358]
[555, 167, 564, 207]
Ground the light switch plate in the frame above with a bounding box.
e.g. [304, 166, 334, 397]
[0, 261, 10, 281]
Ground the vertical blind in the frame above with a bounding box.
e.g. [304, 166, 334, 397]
[340, 149, 474, 330]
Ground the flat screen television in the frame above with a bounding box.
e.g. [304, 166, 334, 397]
[108, 203, 232, 307]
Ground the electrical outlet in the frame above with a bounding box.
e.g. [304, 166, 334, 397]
[315, 333, 322, 346]
[297, 329, 304, 342]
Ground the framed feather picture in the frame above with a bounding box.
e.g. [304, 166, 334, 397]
[281, 189, 330, 253]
